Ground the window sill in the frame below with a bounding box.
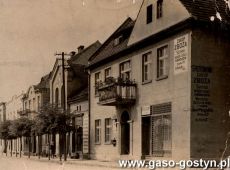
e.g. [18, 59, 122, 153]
[142, 80, 152, 85]
[156, 75, 168, 81]
[94, 142, 101, 145]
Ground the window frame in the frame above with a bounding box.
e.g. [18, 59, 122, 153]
[94, 72, 101, 96]
[95, 119, 101, 144]
[119, 60, 131, 80]
[157, 0, 163, 19]
[142, 52, 152, 83]
[105, 118, 112, 144]
[147, 4, 153, 24]
[157, 45, 169, 80]
[104, 67, 112, 81]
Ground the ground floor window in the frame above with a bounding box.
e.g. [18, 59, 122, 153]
[105, 118, 112, 143]
[95, 119, 101, 144]
[142, 102, 172, 157]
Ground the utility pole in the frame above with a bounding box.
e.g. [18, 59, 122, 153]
[55, 52, 69, 161]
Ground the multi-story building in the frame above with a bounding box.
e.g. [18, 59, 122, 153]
[21, 73, 50, 156]
[88, 0, 230, 161]
[50, 41, 101, 158]
[0, 102, 6, 152]
[5, 93, 24, 155]
[0, 102, 6, 123]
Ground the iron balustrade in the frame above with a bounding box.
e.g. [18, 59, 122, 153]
[97, 77, 137, 106]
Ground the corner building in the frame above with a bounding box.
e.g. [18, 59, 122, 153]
[88, 0, 230, 161]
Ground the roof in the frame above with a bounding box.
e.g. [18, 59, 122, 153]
[68, 87, 88, 103]
[70, 41, 101, 66]
[88, 17, 135, 66]
[179, 0, 230, 23]
[34, 73, 51, 90]
[87, 1, 230, 69]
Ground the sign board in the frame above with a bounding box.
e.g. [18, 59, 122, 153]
[141, 105, 150, 116]
[174, 34, 189, 74]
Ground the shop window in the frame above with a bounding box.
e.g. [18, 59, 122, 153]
[151, 102, 172, 157]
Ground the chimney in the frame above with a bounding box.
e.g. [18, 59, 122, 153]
[78, 45, 84, 53]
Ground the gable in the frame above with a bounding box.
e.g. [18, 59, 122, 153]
[128, 0, 191, 45]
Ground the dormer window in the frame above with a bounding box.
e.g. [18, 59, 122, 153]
[114, 35, 123, 46]
[157, 0, 163, 19]
[147, 4, 153, 24]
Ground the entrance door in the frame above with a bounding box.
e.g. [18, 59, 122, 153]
[142, 117, 150, 156]
[120, 111, 130, 155]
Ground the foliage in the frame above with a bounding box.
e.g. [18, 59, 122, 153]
[34, 104, 74, 135]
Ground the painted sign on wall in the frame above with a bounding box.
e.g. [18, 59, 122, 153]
[174, 34, 189, 74]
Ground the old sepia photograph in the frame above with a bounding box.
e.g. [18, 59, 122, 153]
[0, 0, 230, 169]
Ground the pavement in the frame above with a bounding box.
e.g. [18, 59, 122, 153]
[0, 154, 121, 170]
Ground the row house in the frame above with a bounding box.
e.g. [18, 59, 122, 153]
[5, 93, 24, 155]
[0, 102, 6, 152]
[87, 0, 230, 161]
[49, 41, 101, 158]
[21, 73, 50, 156]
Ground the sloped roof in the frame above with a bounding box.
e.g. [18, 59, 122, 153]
[34, 73, 51, 90]
[68, 87, 88, 103]
[88, 17, 135, 66]
[70, 41, 101, 66]
[179, 0, 230, 23]
[88, 1, 230, 69]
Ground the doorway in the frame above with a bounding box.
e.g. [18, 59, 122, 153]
[120, 111, 130, 155]
[142, 116, 150, 156]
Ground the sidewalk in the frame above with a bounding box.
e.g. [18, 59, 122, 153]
[1, 154, 120, 169]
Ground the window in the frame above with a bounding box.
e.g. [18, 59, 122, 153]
[95, 72, 101, 95]
[151, 102, 172, 157]
[29, 100, 31, 110]
[104, 67, 111, 81]
[157, 45, 169, 78]
[147, 4, 153, 24]
[105, 118, 112, 143]
[37, 96, 40, 111]
[142, 52, 152, 82]
[120, 60, 131, 80]
[33, 98, 35, 111]
[114, 35, 123, 46]
[95, 119, 101, 144]
[157, 0, 163, 19]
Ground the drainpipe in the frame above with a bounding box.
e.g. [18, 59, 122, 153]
[88, 70, 91, 159]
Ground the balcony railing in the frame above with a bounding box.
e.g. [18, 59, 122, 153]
[97, 77, 137, 106]
[17, 109, 31, 116]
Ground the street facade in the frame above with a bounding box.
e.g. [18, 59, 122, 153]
[0, 0, 230, 169]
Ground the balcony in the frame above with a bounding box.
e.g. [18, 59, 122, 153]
[17, 109, 31, 116]
[97, 77, 137, 106]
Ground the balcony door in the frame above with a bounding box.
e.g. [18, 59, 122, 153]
[120, 111, 130, 155]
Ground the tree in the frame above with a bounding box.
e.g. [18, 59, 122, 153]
[0, 120, 11, 156]
[35, 104, 74, 161]
[0, 120, 16, 157]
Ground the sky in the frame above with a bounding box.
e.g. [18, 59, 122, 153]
[0, 0, 142, 102]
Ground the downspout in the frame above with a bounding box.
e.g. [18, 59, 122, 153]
[88, 69, 91, 159]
